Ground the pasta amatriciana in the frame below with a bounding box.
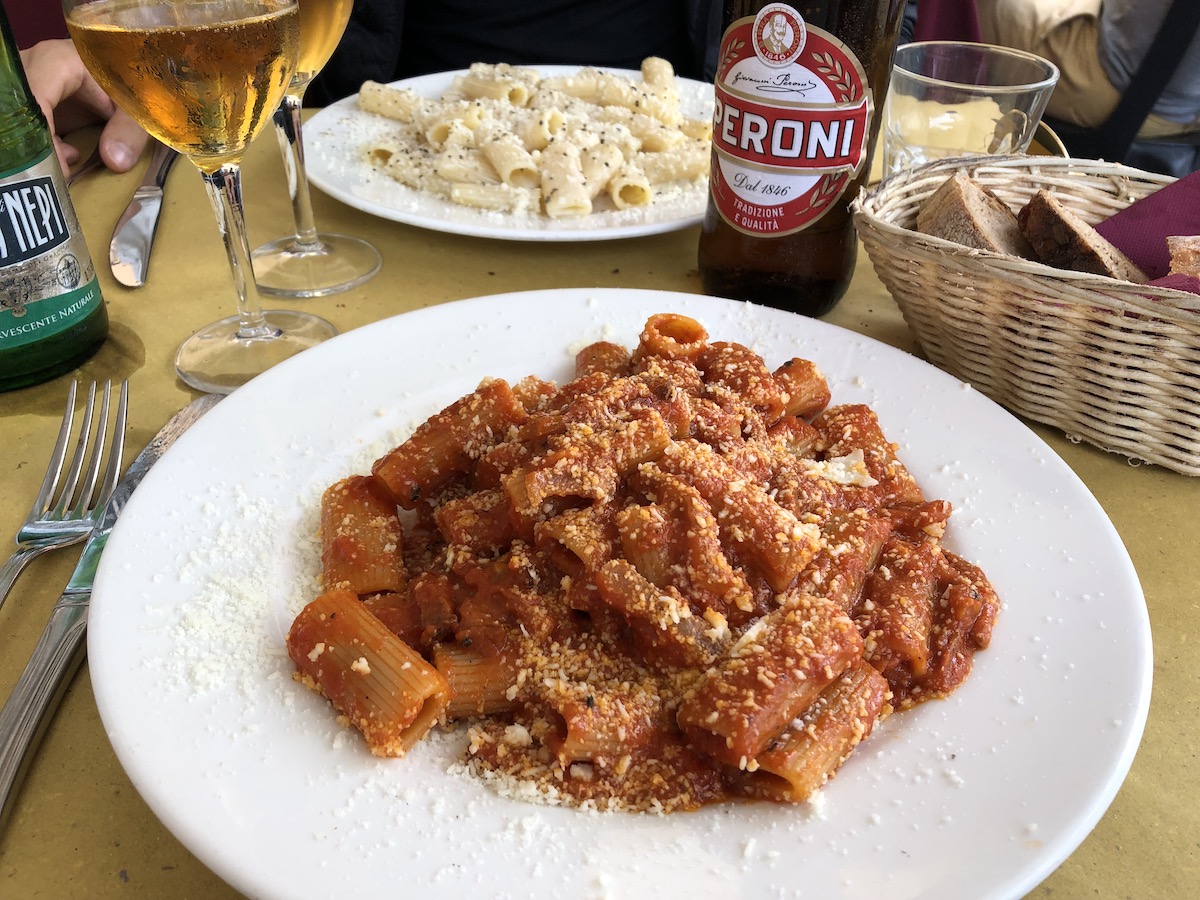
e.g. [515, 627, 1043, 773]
[286, 313, 1000, 813]
[357, 59, 712, 219]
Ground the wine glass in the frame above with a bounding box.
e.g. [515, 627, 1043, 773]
[250, 0, 381, 298]
[64, 0, 337, 394]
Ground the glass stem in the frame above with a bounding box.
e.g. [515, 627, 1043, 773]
[199, 164, 279, 341]
[272, 89, 322, 248]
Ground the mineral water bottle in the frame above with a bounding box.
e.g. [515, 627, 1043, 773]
[0, 7, 108, 392]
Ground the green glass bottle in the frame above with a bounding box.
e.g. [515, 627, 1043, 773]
[0, 7, 107, 392]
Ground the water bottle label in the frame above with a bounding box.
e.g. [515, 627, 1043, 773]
[0, 150, 101, 346]
[0, 174, 69, 266]
[710, 3, 873, 236]
[0, 279, 103, 349]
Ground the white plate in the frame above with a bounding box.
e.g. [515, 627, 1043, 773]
[89, 289, 1151, 900]
[303, 67, 714, 241]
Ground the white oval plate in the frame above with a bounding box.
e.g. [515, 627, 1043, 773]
[303, 67, 713, 241]
[89, 289, 1151, 900]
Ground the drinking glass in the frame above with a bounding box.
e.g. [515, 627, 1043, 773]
[881, 41, 1059, 178]
[250, 0, 380, 298]
[64, 0, 337, 394]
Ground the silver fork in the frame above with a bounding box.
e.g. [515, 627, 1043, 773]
[0, 380, 129, 613]
[66, 145, 104, 187]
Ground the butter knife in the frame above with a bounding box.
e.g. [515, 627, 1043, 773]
[108, 140, 180, 288]
[0, 393, 221, 828]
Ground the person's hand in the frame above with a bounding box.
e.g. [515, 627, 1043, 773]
[19, 38, 150, 175]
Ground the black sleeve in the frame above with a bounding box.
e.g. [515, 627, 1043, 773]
[686, 0, 722, 82]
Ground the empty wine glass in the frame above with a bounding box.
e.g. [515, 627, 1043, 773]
[65, 0, 337, 394]
[250, 0, 381, 298]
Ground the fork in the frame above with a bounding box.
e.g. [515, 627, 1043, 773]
[66, 145, 104, 187]
[0, 380, 129, 614]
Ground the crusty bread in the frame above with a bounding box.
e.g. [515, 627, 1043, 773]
[1017, 190, 1148, 283]
[1167, 234, 1200, 277]
[916, 171, 1034, 258]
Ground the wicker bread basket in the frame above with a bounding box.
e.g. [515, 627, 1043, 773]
[851, 154, 1200, 476]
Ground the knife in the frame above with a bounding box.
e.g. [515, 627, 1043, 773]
[108, 140, 180, 288]
[0, 392, 221, 828]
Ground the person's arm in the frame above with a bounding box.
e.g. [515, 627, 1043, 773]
[18, 38, 148, 173]
[1098, 0, 1200, 125]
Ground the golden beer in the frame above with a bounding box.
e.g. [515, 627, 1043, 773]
[295, 0, 353, 85]
[66, 0, 298, 170]
[250, 0, 381, 298]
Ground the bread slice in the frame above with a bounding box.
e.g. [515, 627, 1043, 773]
[916, 171, 1034, 258]
[1167, 234, 1200, 277]
[1017, 190, 1148, 283]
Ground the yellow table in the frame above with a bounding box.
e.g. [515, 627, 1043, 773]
[0, 129, 1196, 898]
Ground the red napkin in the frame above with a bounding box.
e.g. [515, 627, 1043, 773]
[913, 0, 982, 42]
[1095, 170, 1200, 281]
[1146, 273, 1200, 293]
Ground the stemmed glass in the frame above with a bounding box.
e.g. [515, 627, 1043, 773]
[64, 0, 337, 394]
[250, 0, 381, 297]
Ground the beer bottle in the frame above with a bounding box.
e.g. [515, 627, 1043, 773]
[698, 0, 904, 316]
[0, 7, 108, 392]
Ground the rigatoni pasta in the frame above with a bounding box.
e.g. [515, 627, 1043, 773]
[287, 589, 450, 757]
[287, 313, 1000, 812]
[355, 59, 712, 219]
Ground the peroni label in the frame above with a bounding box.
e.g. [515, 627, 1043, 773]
[710, 3, 873, 236]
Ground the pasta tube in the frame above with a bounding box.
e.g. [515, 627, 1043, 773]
[516, 107, 565, 151]
[676, 592, 863, 767]
[772, 357, 831, 419]
[597, 75, 681, 126]
[636, 312, 709, 360]
[287, 589, 451, 757]
[320, 475, 406, 595]
[858, 535, 939, 675]
[697, 341, 790, 424]
[541, 67, 605, 103]
[539, 681, 660, 766]
[358, 81, 423, 122]
[608, 162, 653, 209]
[433, 642, 518, 719]
[457, 63, 534, 106]
[733, 661, 890, 802]
[656, 440, 821, 592]
[594, 559, 726, 668]
[580, 143, 624, 199]
[641, 56, 675, 89]
[420, 99, 490, 147]
[540, 140, 591, 218]
[478, 129, 540, 189]
[449, 182, 523, 211]
[635, 140, 710, 184]
[596, 106, 684, 152]
[574, 340, 632, 378]
[373, 378, 527, 508]
[434, 125, 499, 184]
[812, 405, 925, 505]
